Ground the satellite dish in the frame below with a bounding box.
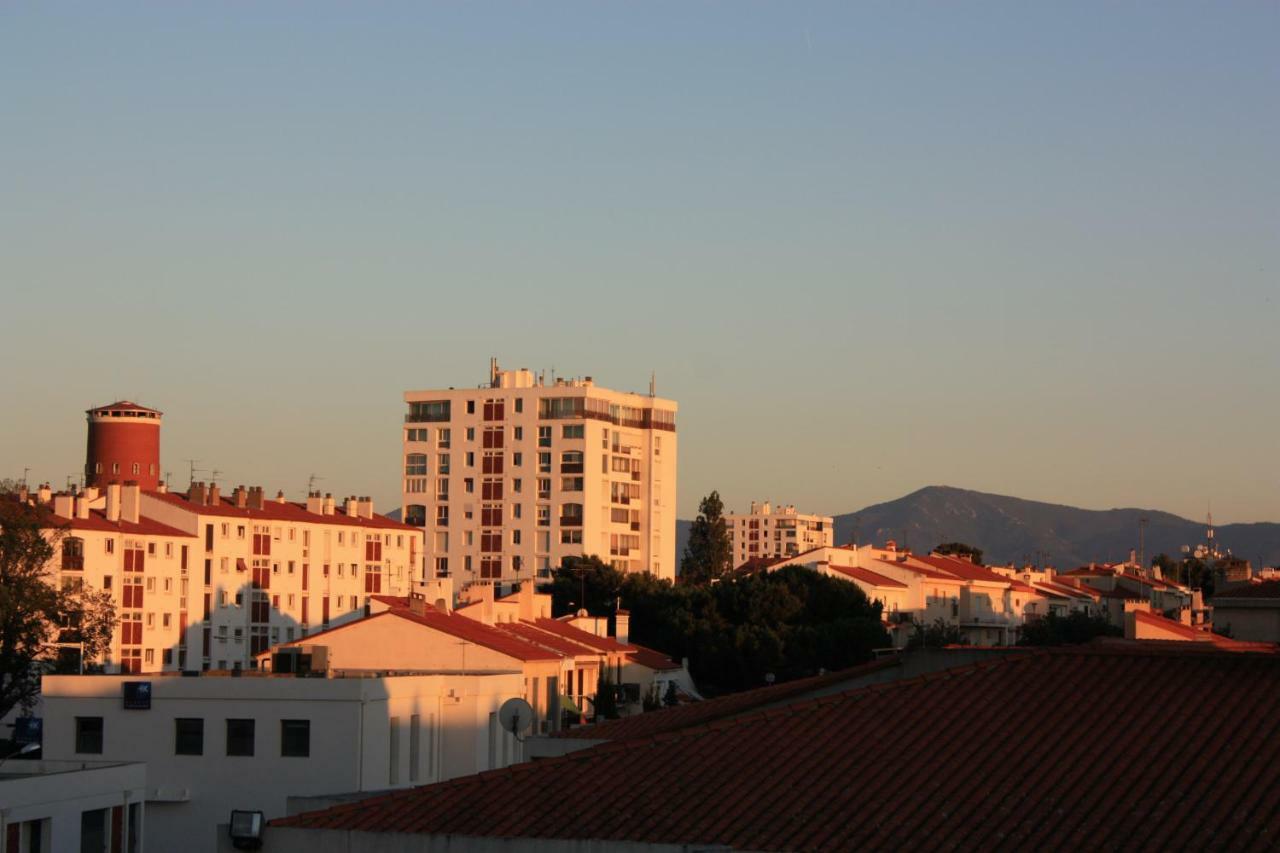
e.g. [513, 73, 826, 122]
[498, 697, 534, 738]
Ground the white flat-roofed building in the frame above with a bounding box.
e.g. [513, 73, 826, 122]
[726, 501, 833, 568]
[0, 759, 146, 853]
[402, 360, 678, 587]
[40, 669, 524, 853]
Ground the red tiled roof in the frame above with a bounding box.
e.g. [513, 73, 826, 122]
[873, 557, 957, 581]
[1087, 584, 1145, 600]
[493, 621, 600, 658]
[273, 647, 1280, 849]
[528, 618, 633, 654]
[625, 644, 681, 672]
[370, 594, 412, 608]
[1214, 581, 1280, 601]
[88, 400, 162, 415]
[271, 608, 562, 663]
[1131, 610, 1275, 651]
[146, 490, 416, 531]
[48, 510, 194, 538]
[823, 562, 908, 589]
[913, 553, 1011, 585]
[555, 657, 903, 741]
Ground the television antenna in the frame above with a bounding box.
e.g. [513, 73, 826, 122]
[498, 697, 535, 741]
[186, 459, 203, 487]
[307, 473, 325, 494]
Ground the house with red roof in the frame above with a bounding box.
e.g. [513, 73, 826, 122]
[771, 542, 1050, 647]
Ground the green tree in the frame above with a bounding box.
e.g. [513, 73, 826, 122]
[680, 491, 731, 586]
[0, 495, 116, 720]
[934, 542, 984, 564]
[1018, 611, 1121, 646]
[905, 618, 966, 650]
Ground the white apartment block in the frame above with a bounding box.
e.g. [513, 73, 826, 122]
[35, 480, 424, 674]
[402, 361, 678, 588]
[726, 501, 833, 568]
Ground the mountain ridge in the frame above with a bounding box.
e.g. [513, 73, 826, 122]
[675, 486, 1280, 570]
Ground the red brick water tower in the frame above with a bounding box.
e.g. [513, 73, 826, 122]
[85, 401, 163, 490]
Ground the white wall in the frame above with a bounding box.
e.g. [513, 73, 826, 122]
[40, 671, 522, 853]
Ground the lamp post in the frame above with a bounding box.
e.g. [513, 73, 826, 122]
[0, 742, 40, 770]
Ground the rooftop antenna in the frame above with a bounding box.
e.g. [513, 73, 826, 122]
[1138, 517, 1148, 572]
[649, 372, 656, 397]
[308, 473, 325, 494]
[186, 459, 202, 488]
[65, 474, 78, 492]
[164, 470, 173, 487]
[210, 469, 222, 487]
[22, 467, 30, 487]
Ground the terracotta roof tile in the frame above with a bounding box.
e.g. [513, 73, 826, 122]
[273, 647, 1280, 849]
[48, 510, 195, 538]
[146, 490, 417, 531]
[1214, 581, 1280, 601]
[823, 563, 908, 589]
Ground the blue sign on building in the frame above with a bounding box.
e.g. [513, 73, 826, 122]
[123, 681, 152, 710]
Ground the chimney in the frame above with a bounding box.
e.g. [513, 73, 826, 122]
[306, 491, 324, 515]
[75, 492, 90, 520]
[615, 610, 631, 645]
[37, 484, 52, 504]
[408, 592, 428, 616]
[188, 481, 207, 506]
[121, 482, 141, 524]
[17, 484, 29, 503]
[83, 486, 100, 503]
[53, 493, 74, 518]
[207, 483, 220, 505]
[323, 493, 335, 516]
[157, 480, 167, 494]
[233, 486, 248, 509]
[276, 490, 286, 504]
[105, 483, 122, 523]
[344, 496, 359, 517]
[246, 487, 265, 511]
[359, 496, 375, 520]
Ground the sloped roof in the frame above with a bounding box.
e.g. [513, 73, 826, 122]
[147, 490, 416, 531]
[48, 509, 194, 538]
[270, 608, 562, 663]
[624, 644, 681, 672]
[527, 618, 633, 654]
[87, 400, 162, 415]
[823, 562, 908, 589]
[272, 647, 1280, 849]
[1131, 610, 1276, 651]
[913, 553, 1012, 585]
[493, 621, 600, 658]
[874, 557, 957, 581]
[555, 657, 903, 741]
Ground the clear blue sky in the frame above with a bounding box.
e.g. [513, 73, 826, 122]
[2, 2, 1277, 523]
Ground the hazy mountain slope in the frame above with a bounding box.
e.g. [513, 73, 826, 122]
[832, 486, 1280, 568]
[672, 486, 1280, 570]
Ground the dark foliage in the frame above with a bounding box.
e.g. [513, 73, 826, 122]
[543, 557, 889, 695]
[1018, 611, 1122, 646]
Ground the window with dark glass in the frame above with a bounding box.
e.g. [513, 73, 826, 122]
[175, 718, 204, 755]
[281, 719, 310, 757]
[226, 719, 255, 756]
[75, 716, 103, 754]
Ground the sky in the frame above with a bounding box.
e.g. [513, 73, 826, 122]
[2, 3, 1277, 524]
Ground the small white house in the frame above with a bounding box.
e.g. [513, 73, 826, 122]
[40, 669, 524, 853]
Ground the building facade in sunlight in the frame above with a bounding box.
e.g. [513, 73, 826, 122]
[402, 360, 678, 587]
[725, 500, 833, 568]
[26, 401, 426, 674]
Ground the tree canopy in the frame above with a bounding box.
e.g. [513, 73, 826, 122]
[0, 495, 116, 720]
[544, 556, 889, 695]
[1018, 611, 1121, 646]
[680, 491, 732, 586]
[934, 542, 984, 564]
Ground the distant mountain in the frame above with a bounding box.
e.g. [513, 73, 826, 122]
[836, 486, 1280, 569]
[673, 486, 1280, 571]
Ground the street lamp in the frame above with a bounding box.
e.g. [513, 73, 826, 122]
[0, 742, 40, 770]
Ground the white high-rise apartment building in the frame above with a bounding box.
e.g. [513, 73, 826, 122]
[726, 501, 834, 568]
[402, 361, 678, 587]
